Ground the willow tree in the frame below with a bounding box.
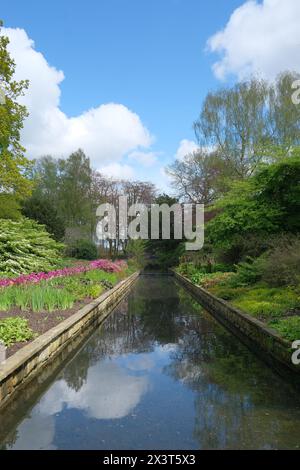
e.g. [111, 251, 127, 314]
[0, 20, 32, 199]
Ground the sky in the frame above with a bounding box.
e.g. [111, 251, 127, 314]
[1, 0, 300, 192]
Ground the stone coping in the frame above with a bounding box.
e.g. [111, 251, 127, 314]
[0, 272, 139, 409]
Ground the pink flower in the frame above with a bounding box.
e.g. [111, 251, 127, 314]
[0, 259, 127, 289]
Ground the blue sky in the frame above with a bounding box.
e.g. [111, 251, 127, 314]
[1, 0, 299, 191]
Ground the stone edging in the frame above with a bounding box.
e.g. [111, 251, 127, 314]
[0, 272, 139, 409]
[173, 271, 300, 379]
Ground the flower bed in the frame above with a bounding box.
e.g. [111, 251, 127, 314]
[0, 259, 126, 288]
[0, 259, 132, 355]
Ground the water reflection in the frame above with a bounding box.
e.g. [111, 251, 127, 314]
[1, 277, 300, 450]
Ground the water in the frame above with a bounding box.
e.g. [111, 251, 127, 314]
[1, 276, 300, 450]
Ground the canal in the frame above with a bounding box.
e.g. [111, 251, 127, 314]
[1, 276, 300, 450]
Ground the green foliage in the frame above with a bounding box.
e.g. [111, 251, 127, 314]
[84, 269, 117, 285]
[0, 317, 35, 346]
[66, 239, 97, 260]
[0, 21, 33, 198]
[188, 271, 235, 289]
[0, 285, 75, 312]
[232, 287, 299, 320]
[233, 299, 285, 319]
[207, 154, 300, 263]
[145, 194, 184, 270]
[22, 196, 65, 241]
[0, 218, 64, 275]
[269, 317, 300, 342]
[126, 239, 147, 269]
[0, 194, 22, 220]
[261, 236, 300, 287]
[85, 284, 103, 299]
[233, 257, 264, 286]
[194, 73, 300, 178]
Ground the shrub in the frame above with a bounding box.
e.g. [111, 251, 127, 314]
[0, 317, 35, 346]
[67, 239, 98, 260]
[86, 284, 103, 299]
[0, 218, 64, 275]
[261, 236, 300, 287]
[233, 257, 264, 286]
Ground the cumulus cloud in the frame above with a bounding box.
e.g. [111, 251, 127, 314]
[175, 139, 199, 160]
[128, 150, 160, 167]
[40, 362, 148, 421]
[99, 162, 135, 180]
[4, 27, 152, 165]
[207, 0, 300, 80]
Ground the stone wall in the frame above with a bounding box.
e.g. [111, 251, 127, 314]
[173, 271, 300, 382]
[0, 272, 139, 410]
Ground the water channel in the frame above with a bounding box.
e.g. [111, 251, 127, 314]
[1, 276, 300, 450]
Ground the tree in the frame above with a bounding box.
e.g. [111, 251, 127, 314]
[145, 194, 185, 269]
[58, 149, 92, 227]
[206, 151, 300, 263]
[22, 195, 65, 241]
[194, 73, 300, 178]
[0, 20, 32, 198]
[166, 149, 234, 204]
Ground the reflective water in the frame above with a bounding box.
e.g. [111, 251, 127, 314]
[1, 276, 300, 450]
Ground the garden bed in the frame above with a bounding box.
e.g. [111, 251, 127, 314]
[0, 259, 133, 358]
[175, 265, 300, 343]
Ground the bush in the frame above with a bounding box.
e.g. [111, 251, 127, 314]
[233, 257, 264, 286]
[0, 218, 64, 276]
[67, 239, 98, 260]
[0, 317, 35, 346]
[261, 236, 300, 287]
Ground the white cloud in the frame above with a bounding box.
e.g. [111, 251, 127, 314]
[207, 0, 300, 80]
[4, 27, 152, 165]
[128, 150, 159, 167]
[175, 139, 199, 160]
[39, 361, 148, 421]
[99, 162, 135, 180]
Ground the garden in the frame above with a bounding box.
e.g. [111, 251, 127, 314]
[0, 218, 133, 357]
[175, 155, 300, 343]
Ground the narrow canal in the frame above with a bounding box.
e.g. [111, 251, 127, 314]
[1, 276, 300, 450]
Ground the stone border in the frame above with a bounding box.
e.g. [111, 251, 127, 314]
[173, 271, 300, 381]
[0, 272, 139, 409]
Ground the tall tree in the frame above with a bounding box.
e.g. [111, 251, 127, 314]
[194, 73, 300, 178]
[0, 20, 32, 198]
[166, 149, 234, 204]
[58, 149, 92, 227]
